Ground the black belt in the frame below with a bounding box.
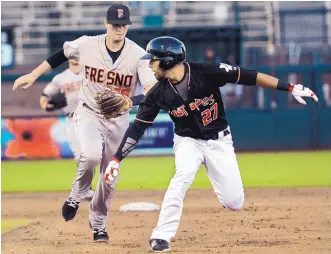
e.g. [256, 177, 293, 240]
[202, 129, 230, 140]
[83, 103, 94, 112]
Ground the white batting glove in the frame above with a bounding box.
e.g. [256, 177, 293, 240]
[104, 158, 120, 185]
[291, 84, 318, 105]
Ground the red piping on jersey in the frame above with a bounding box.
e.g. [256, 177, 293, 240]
[168, 81, 178, 94]
[136, 118, 154, 124]
[186, 62, 191, 89]
[236, 67, 241, 84]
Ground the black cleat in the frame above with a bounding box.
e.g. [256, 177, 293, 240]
[93, 228, 109, 242]
[149, 239, 171, 252]
[62, 197, 80, 221]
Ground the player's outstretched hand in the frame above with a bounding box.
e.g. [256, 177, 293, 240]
[12, 73, 37, 90]
[104, 158, 120, 185]
[291, 84, 318, 105]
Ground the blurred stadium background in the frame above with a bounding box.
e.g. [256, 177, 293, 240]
[1, 1, 331, 160]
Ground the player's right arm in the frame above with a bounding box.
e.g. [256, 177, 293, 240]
[12, 50, 67, 90]
[13, 36, 87, 91]
[40, 95, 49, 110]
[40, 76, 61, 110]
[104, 86, 161, 184]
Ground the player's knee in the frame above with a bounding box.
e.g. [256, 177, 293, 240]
[78, 153, 101, 167]
[221, 194, 244, 211]
[173, 169, 196, 184]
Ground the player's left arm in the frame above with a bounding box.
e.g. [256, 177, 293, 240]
[208, 63, 318, 105]
[255, 72, 318, 105]
[104, 87, 161, 184]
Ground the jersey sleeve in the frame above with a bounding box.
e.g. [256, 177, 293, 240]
[137, 59, 157, 89]
[136, 48, 158, 89]
[42, 75, 61, 97]
[63, 35, 89, 61]
[135, 86, 160, 124]
[199, 63, 257, 87]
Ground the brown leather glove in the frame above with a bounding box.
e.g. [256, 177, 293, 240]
[95, 87, 133, 119]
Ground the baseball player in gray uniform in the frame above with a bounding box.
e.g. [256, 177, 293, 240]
[13, 4, 157, 242]
[40, 59, 95, 201]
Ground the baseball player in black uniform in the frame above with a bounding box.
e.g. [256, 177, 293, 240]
[103, 37, 318, 252]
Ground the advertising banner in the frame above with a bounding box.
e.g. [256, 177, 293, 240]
[1, 114, 174, 160]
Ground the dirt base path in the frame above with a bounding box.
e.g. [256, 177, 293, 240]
[2, 187, 331, 254]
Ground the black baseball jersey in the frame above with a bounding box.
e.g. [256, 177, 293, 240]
[135, 62, 257, 140]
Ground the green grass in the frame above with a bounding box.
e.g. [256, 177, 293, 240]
[1, 219, 31, 234]
[1, 151, 330, 193]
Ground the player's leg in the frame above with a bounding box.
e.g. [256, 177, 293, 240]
[65, 113, 81, 160]
[89, 114, 129, 242]
[204, 129, 244, 211]
[150, 135, 204, 248]
[62, 104, 104, 221]
[65, 113, 95, 201]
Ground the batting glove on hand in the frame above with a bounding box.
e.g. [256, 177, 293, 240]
[291, 84, 318, 105]
[104, 158, 120, 185]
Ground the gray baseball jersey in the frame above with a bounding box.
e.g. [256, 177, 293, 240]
[43, 68, 83, 114]
[63, 34, 156, 112]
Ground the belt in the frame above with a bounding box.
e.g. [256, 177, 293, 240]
[82, 103, 125, 119]
[83, 103, 95, 112]
[202, 128, 230, 140]
[66, 111, 75, 118]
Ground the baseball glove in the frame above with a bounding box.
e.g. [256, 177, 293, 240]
[46, 92, 68, 112]
[95, 87, 133, 119]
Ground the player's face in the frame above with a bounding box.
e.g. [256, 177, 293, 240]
[68, 59, 82, 73]
[104, 21, 128, 43]
[69, 59, 80, 66]
[149, 59, 166, 81]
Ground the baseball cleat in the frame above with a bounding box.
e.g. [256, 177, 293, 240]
[62, 197, 80, 221]
[149, 239, 171, 252]
[93, 228, 109, 242]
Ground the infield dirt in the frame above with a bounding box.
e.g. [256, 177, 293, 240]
[2, 187, 331, 254]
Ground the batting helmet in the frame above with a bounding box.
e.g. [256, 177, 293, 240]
[141, 36, 186, 70]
